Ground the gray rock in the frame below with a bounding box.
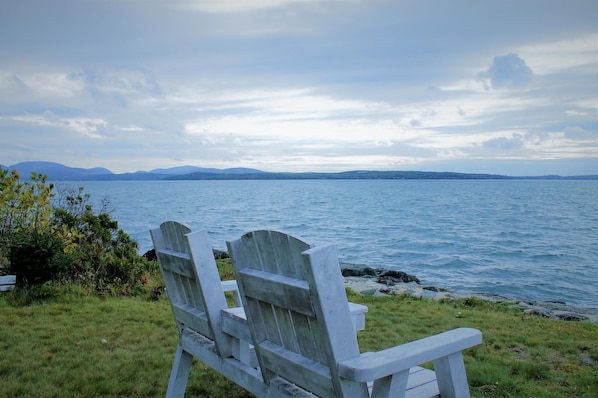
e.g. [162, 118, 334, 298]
[340, 264, 420, 284]
[524, 307, 551, 318]
[552, 312, 588, 321]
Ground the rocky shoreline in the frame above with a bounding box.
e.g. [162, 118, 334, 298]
[341, 265, 598, 324]
[149, 250, 597, 323]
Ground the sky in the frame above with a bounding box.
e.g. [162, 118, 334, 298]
[0, 0, 597, 176]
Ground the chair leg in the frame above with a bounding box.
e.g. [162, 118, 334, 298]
[166, 345, 193, 398]
[433, 352, 470, 398]
[371, 369, 409, 398]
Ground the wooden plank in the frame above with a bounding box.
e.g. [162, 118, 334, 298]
[289, 311, 323, 364]
[236, 268, 315, 317]
[237, 231, 264, 271]
[270, 231, 310, 278]
[365, 365, 439, 398]
[171, 304, 213, 339]
[185, 228, 232, 357]
[257, 300, 283, 346]
[0, 275, 16, 291]
[252, 230, 280, 274]
[406, 366, 437, 390]
[161, 221, 191, 253]
[259, 340, 336, 398]
[371, 369, 410, 398]
[234, 230, 310, 277]
[348, 302, 368, 332]
[155, 248, 195, 278]
[221, 307, 252, 342]
[434, 351, 470, 398]
[405, 368, 439, 398]
[273, 306, 301, 353]
[301, 243, 369, 396]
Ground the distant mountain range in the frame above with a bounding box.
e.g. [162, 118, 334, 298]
[2, 161, 597, 181]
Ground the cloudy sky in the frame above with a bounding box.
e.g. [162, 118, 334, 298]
[1, 0, 597, 176]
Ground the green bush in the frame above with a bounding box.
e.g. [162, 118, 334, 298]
[7, 229, 73, 286]
[1, 169, 162, 301]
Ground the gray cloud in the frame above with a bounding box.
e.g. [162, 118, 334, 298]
[564, 126, 596, 140]
[483, 135, 525, 151]
[482, 53, 534, 89]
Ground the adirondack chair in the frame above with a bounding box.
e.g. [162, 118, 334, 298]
[150, 221, 267, 397]
[227, 230, 483, 398]
[150, 221, 369, 397]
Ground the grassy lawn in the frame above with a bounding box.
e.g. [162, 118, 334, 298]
[1, 285, 596, 397]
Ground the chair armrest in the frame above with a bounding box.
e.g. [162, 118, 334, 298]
[338, 327, 482, 382]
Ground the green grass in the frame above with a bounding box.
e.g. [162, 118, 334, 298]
[1, 261, 596, 397]
[0, 295, 253, 398]
[348, 292, 597, 397]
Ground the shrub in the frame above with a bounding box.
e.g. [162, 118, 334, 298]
[1, 169, 161, 300]
[7, 229, 73, 286]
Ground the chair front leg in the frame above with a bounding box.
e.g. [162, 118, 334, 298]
[166, 345, 193, 398]
[433, 352, 470, 398]
[371, 368, 409, 398]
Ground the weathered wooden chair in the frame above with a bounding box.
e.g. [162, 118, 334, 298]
[150, 221, 368, 397]
[227, 230, 483, 397]
[150, 221, 266, 397]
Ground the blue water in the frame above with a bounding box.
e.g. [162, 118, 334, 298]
[58, 180, 598, 308]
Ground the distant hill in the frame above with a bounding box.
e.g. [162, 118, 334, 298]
[149, 166, 220, 175]
[5, 162, 267, 181]
[149, 166, 265, 175]
[6, 161, 113, 181]
[4, 161, 597, 181]
[166, 170, 516, 180]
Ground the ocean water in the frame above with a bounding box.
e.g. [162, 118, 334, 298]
[59, 179, 598, 308]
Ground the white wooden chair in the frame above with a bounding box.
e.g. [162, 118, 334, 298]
[150, 221, 368, 397]
[150, 221, 266, 397]
[227, 230, 482, 397]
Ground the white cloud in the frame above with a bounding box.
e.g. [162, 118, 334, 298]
[517, 33, 598, 76]
[6, 113, 107, 139]
[119, 125, 145, 132]
[175, 0, 357, 13]
[83, 69, 161, 96]
[0, 70, 85, 101]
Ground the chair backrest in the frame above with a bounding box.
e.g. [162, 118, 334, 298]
[227, 230, 369, 397]
[151, 221, 231, 357]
